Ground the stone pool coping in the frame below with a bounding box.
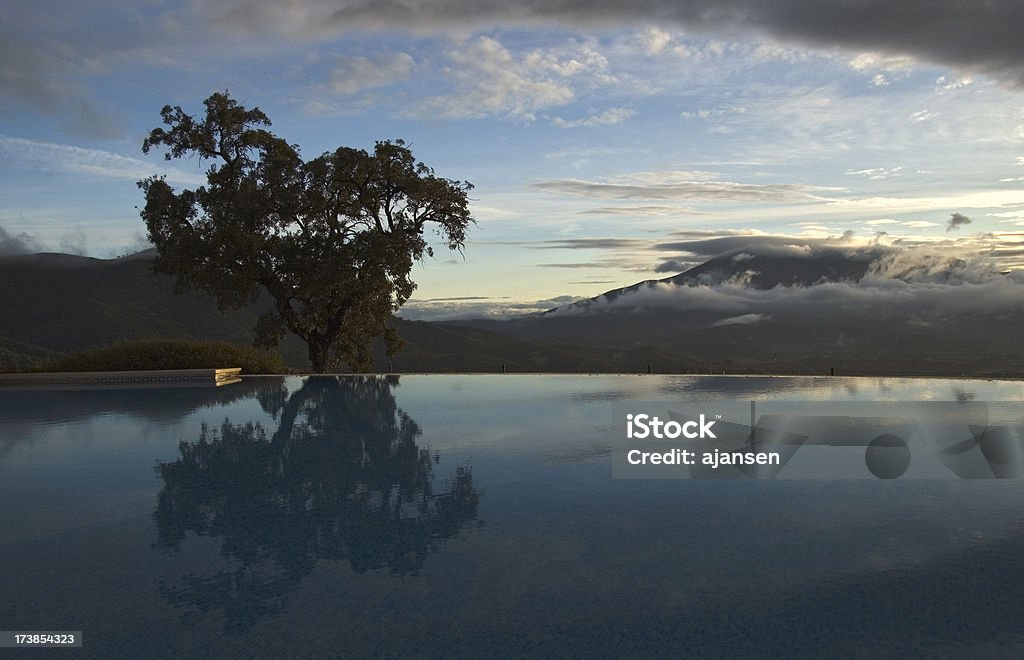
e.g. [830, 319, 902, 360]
[0, 368, 241, 389]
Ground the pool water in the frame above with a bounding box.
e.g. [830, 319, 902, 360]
[2, 375, 1024, 658]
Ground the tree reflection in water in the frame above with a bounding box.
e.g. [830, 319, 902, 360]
[153, 376, 480, 634]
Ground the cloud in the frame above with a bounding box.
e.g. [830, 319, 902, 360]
[579, 205, 698, 216]
[416, 36, 614, 120]
[546, 244, 1024, 324]
[847, 51, 914, 85]
[530, 237, 652, 250]
[58, 226, 89, 256]
[0, 224, 43, 256]
[680, 105, 745, 120]
[653, 234, 843, 259]
[847, 166, 903, 180]
[205, 1, 1024, 87]
[552, 107, 635, 127]
[638, 27, 674, 56]
[532, 176, 831, 203]
[537, 261, 619, 269]
[654, 259, 693, 273]
[946, 212, 972, 231]
[399, 294, 584, 320]
[0, 136, 205, 186]
[935, 75, 974, 91]
[324, 52, 415, 95]
[711, 313, 771, 327]
[0, 21, 122, 138]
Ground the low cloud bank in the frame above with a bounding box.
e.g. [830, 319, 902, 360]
[0, 224, 42, 256]
[548, 245, 1024, 324]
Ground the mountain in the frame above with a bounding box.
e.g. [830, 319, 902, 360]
[0, 250, 308, 363]
[0, 251, 703, 373]
[448, 245, 1024, 377]
[3, 246, 1022, 377]
[542, 245, 893, 317]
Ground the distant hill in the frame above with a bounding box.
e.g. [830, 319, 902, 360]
[0, 251, 309, 366]
[449, 245, 1024, 378]
[3, 246, 1023, 377]
[543, 246, 886, 315]
[0, 251, 703, 373]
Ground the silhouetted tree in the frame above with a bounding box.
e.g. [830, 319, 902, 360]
[138, 92, 474, 371]
[153, 376, 480, 633]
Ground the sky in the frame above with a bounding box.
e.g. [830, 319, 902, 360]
[2, 1, 1024, 320]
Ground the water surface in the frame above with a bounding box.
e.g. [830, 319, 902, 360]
[2, 375, 1023, 658]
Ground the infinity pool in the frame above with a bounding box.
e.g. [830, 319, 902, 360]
[2, 375, 1024, 658]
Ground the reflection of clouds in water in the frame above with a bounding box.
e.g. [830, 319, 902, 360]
[657, 376, 1024, 402]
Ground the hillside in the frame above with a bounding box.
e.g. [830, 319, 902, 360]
[4, 246, 1023, 377]
[449, 245, 1024, 378]
[0, 251, 703, 373]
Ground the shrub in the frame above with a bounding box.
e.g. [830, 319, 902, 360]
[40, 340, 287, 374]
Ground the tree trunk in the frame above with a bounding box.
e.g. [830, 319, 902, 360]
[307, 337, 330, 373]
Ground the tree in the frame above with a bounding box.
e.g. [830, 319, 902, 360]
[138, 92, 474, 372]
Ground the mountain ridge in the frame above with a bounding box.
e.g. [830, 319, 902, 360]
[3, 247, 1022, 377]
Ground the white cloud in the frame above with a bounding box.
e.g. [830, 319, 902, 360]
[579, 205, 698, 216]
[680, 104, 746, 120]
[399, 294, 585, 320]
[903, 221, 941, 228]
[417, 36, 615, 120]
[638, 27, 673, 56]
[848, 52, 914, 73]
[552, 107, 635, 127]
[0, 136, 204, 185]
[847, 166, 903, 180]
[711, 313, 771, 327]
[533, 174, 833, 203]
[935, 75, 974, 91]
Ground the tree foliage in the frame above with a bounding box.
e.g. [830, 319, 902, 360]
[138, 92, 474, 371]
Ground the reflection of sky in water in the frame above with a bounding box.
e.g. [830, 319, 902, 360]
[1, 375, 1024, 657]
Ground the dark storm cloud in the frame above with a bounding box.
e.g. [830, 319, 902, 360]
[653, 235, 827, 259]
[946, 212, 972, 231]
[653, 259, 692, 273]
[213, 1, 1024, 86]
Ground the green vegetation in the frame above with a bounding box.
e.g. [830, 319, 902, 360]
[0, 336, 62, 372]
[39, 340, 287, 374]
[139, 92, 474, 372]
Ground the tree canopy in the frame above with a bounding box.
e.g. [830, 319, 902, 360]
[138, 92, 474, 371]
